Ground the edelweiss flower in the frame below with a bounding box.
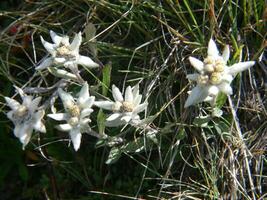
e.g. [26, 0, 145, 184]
[184, 38, 255, 108]
[36, 30, 99, 71]
[47, 82, 94, 151]
[94, 84, 148, 127]
[5, 86, 46, 149]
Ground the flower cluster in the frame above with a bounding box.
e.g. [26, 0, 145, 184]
[185, 39, 255, 107]
[4, 30, 255, 152]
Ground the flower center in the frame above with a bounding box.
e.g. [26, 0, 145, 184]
[68, 105, 80, 117]
[68, 117, 79, 126]
[202, 56, 226, 85]
[15, 105, 28, 117]
[13, 105, 32, 124]
[121, 101, 134, 112]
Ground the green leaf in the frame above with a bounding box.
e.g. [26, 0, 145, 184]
[97, 109, 106, 135]
[102, 63, 112, 96]
[193, 116, 211, 127]
[105, 147, 122, 165]
[215, 92, 227, 108]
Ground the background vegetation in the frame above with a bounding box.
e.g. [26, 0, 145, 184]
[0, 0, 266, 199]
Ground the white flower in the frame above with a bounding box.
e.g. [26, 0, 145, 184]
[47, 82, 94, 151]
[5, 86, 46, 149]
[94, 84, 148, 127]
[184, 38, 255, 108]
[36, 30, 99, 71]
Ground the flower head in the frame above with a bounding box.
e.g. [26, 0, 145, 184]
[47, 82, 94, 151]
[94, 84, 148, 127]
[185, 38, 255, 108]
[5, 86, 46, 149]
[36, 30, 99, 71]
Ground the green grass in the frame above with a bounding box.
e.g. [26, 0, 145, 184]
[0, 0, 266, 199]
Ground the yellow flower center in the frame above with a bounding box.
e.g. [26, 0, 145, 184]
[210, 72, 222, 85]
[68, 105, 80, 117]
[121, 101, 134, 112]
[68, 117, 79, 126]
[15, 105, 28, 117]
[197, 74, 209, 85]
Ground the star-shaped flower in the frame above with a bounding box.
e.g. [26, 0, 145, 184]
[94, 84, 148, 127]
[47, 82, 94, 151]
[5, 86, 46, 149]
[36, 30, 99, 71]
[184, 38, 255, 108]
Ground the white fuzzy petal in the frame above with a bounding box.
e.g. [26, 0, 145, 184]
[22, 96, 33, 108]
[80, 108, 93, 118]
[14, 124, 23, 137]
[57, 124, 72, 131]
[94, 101, 114, 111]
[124, 86, 133, 103]
[78, 82, 89, 104]
[184, 85, 209, 108]
[5, 97, 20, 110]
[188, 57, 204, 72]
[121, 115, 132, 123]
[54, 57, 66, 64]
[33, 120, 46, 133]
[133, 95, 142, 107]
[106, 113, 121, 121]
[47, 113, 68, 121]
[76, 55, 99, 68]
[222, 45, 230, 62]
[227, 61, 255, 75]
[133, 102, 148, 114]
[18, 124, 33, 149]
[186, 73, 199, 81]
[61, 36, 70, 46]
[70, 128, 82, 151]
[207, 38, 219, 58]
[105, 116, 126, 127]
[218, 82, 233, 95]
[58, 88, 74, 109]
[132, 84, 139, 98]
[112, 85, 123, 102]
[36, 57, 53, 70]
[14, 86, 25, 98]
[79, 97, 95, 110]
[221, 73, 234, 83]
[70, 32, 82, 52]
[40, 36, 55, 55]
[208, 85, 219, 96]
[49, 30, 62, 46]
[29, 97, 42, 112]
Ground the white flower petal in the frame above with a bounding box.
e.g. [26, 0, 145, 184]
[7, 111, 14, 121]
[189, 57, 204, 72]
[94, 101, 114, 111]
[18, 124, 33, 149]
[208, 85, 219, 96]
[222, 45, 230, 62]
[53, 69, 78, 80]
[33, 120, 46, 133]
[58, 88, 74, 109]
[70, 32, 82, 52]
[36, 57, 53, 70]
[227, 61, 255, 75]
[57, 123, 72, 131]
[207, 38, 219, 58]
[80, 108, 93, 118]
[218, 82, 233, 95]
[22, 96, 33, 108]
[49, 30, 62, 46]
[70, 128, 82, 151]
[133, 95, 142, 107]
[184, 85, 209, 108]
[133, 102, 148, 114]
[47, 113, 68, 121]
[54, 57, 66, 64]
[105, 116, 126, 127]
[186, 73, 199, 81]
[14, 124, 23, 137]
[5, 97, 20, 110]
[61, 36, 70, 46]
[121, 115, 132, 123]
[40, 36, 55, 55]
[112, 85, 123, 102]
[221, 73, 234, 83]
[78, 82, 89, 105]
[124, 86, 133, 103]
[76, 55, 99, 68]
[14, 86, 25, 98]
[79, 97, 95, 109]
[132, 84, 139, 98]
[30, 97, 42, 112]
[106, 113, 122, 121]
